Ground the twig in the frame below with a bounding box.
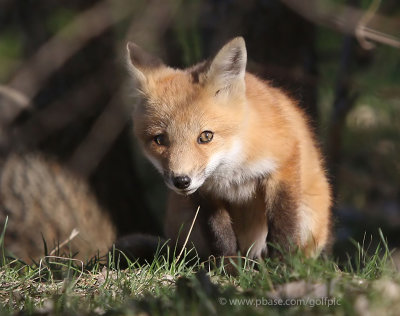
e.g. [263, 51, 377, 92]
[0, 85, 30, 127]
[49, 228, 80, 256]
[355, 0, 381, 50]
[0, 85, 29, 108]
[201, 255, 260, 267]
[176, 206, 200, 262]
[38, 255, 84, 284]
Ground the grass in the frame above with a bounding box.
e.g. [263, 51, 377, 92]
[0, 228, 399, 315]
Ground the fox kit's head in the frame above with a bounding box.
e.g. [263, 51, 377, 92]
[127, 37, 250, 196]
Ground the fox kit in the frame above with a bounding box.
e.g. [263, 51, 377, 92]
[0, 153, 116, 263]
[126, 37, 331, 260]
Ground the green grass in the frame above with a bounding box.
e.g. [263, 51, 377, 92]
[0, 229, 399, 315]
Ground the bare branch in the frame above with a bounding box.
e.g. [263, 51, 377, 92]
[67, 0, 180, 177]
[281, 0, 400, 49]
[0, 85, 30, 128]
[8, 0, 135, 101]
[11, 66, 113, 147]
[67, 86, 130, 177]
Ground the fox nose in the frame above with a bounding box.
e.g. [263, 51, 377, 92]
[173, 175, 191, 189]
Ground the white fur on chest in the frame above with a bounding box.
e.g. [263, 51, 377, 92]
[202, 141, 277, 203]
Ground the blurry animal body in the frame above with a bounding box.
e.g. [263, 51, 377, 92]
[0, 153, 116, 263]
[125, 37, 332, 260]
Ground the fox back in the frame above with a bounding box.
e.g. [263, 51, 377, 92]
[0, 153, 116, 263]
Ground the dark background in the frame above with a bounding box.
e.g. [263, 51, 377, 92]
[0, 0, 399, 260]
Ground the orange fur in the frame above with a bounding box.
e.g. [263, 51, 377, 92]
[127, 38, 331, 259]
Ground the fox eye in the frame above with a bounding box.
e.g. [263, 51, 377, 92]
[154, 134, 167, 146]
[198, 131, 214, 144]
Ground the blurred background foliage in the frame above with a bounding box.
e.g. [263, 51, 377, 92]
[0, 0, 399, 260]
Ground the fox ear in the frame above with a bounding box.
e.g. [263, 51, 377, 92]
[206, 37, 247, 95]
[126, 42, 163, 84]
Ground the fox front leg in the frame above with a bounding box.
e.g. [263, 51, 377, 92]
[198, 205, 239, 274]
[200, 207, 238, 258]
[165, 193, 238, 267]
[265, 182, 300, 258]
